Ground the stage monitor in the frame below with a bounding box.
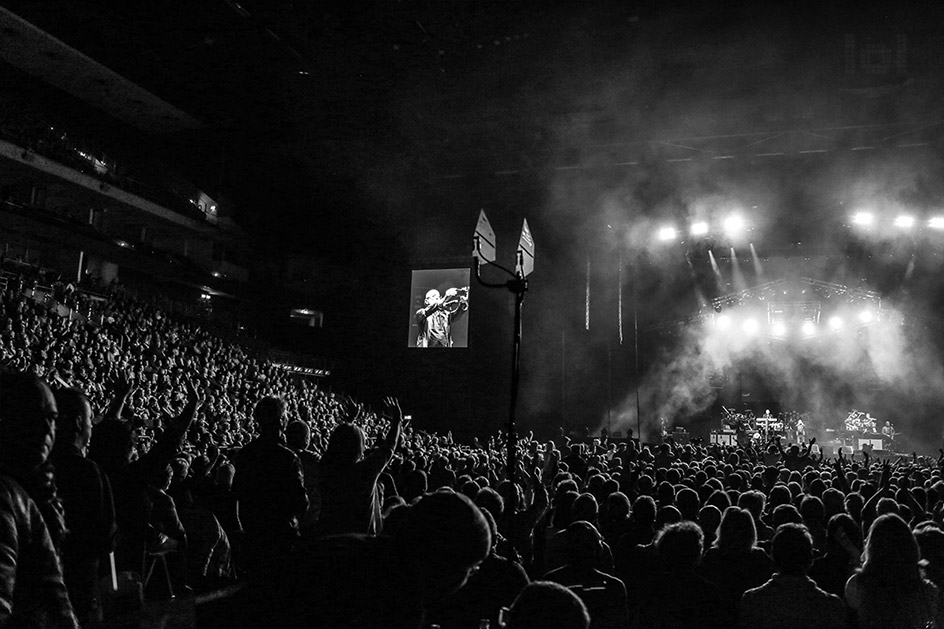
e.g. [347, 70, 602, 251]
[408, 268, 470, 348]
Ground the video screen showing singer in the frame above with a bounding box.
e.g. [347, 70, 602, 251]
[415, 287, 468, 348]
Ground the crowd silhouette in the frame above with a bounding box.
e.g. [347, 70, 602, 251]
[4, 270, 944, 628]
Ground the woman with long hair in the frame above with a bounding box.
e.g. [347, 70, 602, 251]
[809, 513, 862, 597]
[698, 506, 773, 625]
[845, 512, 938, 629]
[317, 397, 404, 536]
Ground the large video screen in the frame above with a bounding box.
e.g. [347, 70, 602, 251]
[408, 268, 470, 348]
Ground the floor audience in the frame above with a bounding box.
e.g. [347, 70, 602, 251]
[7, 270, 944, 628]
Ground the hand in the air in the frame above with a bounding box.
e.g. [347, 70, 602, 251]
[383, 396, 404, 423]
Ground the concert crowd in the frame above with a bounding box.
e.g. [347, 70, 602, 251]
[4, 270, 944, 629]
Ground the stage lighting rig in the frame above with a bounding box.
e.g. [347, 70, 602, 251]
[691, 221, 709, 236]
[657, 226, 678, 242]
[852, 212, 874, 227]
[723, 214, 746, 237]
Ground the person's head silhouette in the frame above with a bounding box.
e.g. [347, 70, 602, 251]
[503, 581, 590, 629]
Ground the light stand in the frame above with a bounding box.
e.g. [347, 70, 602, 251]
[472, 211, 534, 481]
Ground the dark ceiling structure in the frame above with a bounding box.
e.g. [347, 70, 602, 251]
[9, 0, 942, 256]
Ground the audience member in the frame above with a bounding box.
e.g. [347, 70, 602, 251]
[427, 508, 529, 629]
[739, 523, 845, 629]
[698, 506, 773, 624]
[0, 371, 79, 628]
[845, 513, 939, 629]
[808, 512, 861, 597]
[51, 386, 117, 623]
[639, 521, 722, 629]
[503, 580, 590, 629]
[317, 397, 405, 536]
[232, 396, 308, 575]
[543, 521, 629, 629]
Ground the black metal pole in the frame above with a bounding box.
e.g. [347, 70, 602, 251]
[634, 304, 641, 441]
[473, 251, 528, 482]
[508, 283, 524, 481]
[634, 262, 641, 443]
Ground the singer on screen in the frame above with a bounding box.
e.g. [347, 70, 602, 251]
[415, 287, 468, 348]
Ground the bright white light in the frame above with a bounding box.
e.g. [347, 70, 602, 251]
[929, 217, 944, 230]
[894, 215, 915, 229]
[828, 316, 843, 330]
[742, 318, 759, 335]
[771, 322, 787, 336]
[657, 226, 677, 242]
[852, 212, 874, 226]
[691, 222, 709, 236]
[801, 321, 816, 336]
[859, 310, 873, 323]
[716, 314, 731, 329]
[211, 271, 221, 278]
[723, 215, 745, 236]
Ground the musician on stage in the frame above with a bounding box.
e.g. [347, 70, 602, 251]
[881, 421, 896, 448]
[795, 417, 806, 443]
[415, 287, 467, 348]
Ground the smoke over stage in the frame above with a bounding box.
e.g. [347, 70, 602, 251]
[601, 264, 944, 455]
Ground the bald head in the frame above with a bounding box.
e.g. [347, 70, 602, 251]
[0, 371, 58, 473]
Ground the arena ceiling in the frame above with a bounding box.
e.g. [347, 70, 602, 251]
[6, 1, 942, 258]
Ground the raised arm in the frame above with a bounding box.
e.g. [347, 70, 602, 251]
[165, 377, 202, 441]
[802, 437, 815, 457]
[862, 460, 891, 526]
[103, 370, 135, 422]
[383, 396, 405, 451]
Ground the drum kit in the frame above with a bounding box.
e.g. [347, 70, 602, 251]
[843, 409, 877, 433]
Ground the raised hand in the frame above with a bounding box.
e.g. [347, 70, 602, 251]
[383, 396, 404, 424]
[110, 368, 136, 396]
[880, 460, 892, 491]
[185, 377, 204, 411]
[339, 395, 358, 422]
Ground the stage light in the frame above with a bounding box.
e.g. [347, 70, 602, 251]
[742, 318, 759, 335]
[716, 314, 731, 329]
[723, 215, 745, 236]
[859, 309, 873, 323]
[930, 217, 944, 230]
[801, 321, 816, 336]
[828, 316, 843, 330]
[691, 221, 709, 236]
[657, 226, 677, 242]
[852, 212, 873, 226]
[894, 215, 915, 229]
[771, 322, 787, 337]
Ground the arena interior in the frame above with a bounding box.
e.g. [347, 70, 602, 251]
[3, 2, 944, 628]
